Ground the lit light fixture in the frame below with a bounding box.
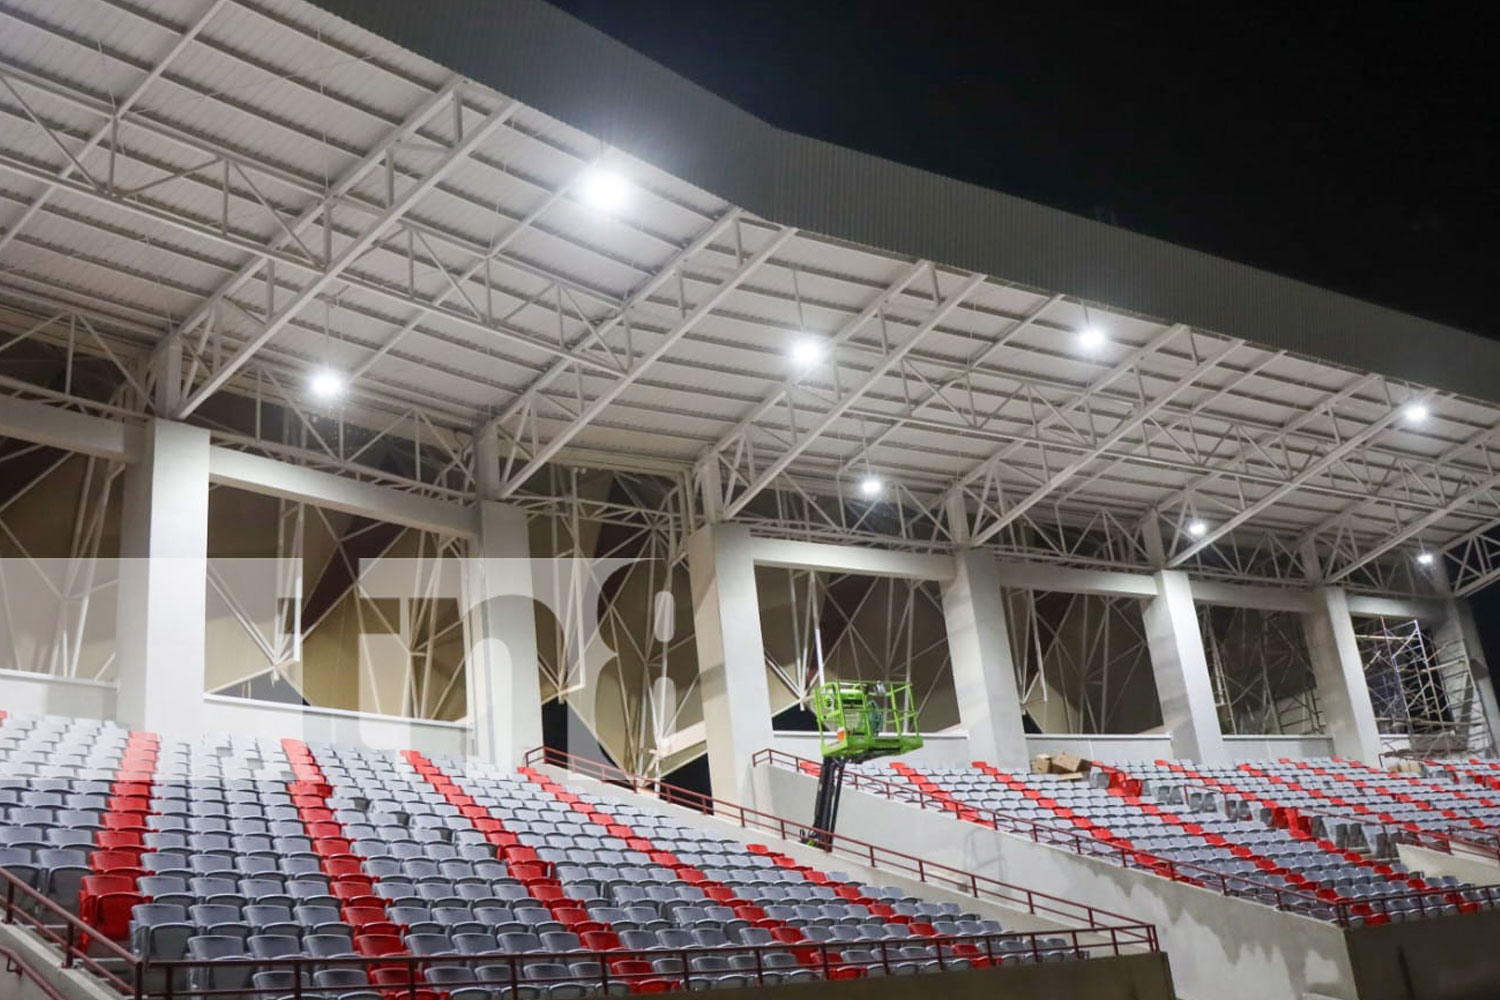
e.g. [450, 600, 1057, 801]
[790, 338, 825, 367]
[308, 368, 346, 401]
[1187, 519, 1209, 538]
[1416, 551, 1435, 567]
[580, 169, 630, 212]
[858, 476, 883, 498]
[1078, 325, 1107, 351]
[1403, 402, 1429, 423]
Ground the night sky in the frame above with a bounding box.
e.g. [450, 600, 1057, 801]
[548, 2, 1500, 340]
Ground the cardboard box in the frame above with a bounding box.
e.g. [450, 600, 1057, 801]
[1050, 752, 1092, 775]
[1030, 754, 1053, 775]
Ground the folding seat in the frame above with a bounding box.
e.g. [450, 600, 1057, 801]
[248, 933, 303, 961]
[313, 967, 369, 990]
[454, 932, 499, 955]
[186, 934, 252, 994]
[388, 906, 440, 934]
[655, 928, 693, 951]
[243, 903, 301, 938]
[424, 966, 488, 1000]
[499, 931, 544, 954]
[129, 903, 195, 961]
[540, 931, 583, 953]
[0, 847, 40, 890]
[432, 906, 484, 936]
[180, 851, 232, 877]
[305, 934, 359, 960]
[406, 932, 457, 958]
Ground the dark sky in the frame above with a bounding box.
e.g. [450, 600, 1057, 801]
[548, 1, 1499, 339]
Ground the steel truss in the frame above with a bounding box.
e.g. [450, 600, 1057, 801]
[1, 20, 1497, 590]
[1003, 589, 1161, 735]
[1353, 615, 1495, 757]
[757, 566, 954, 730]
[1198, 605, 1323, 736]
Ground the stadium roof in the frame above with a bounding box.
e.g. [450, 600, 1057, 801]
[3, 0, 1500, 595]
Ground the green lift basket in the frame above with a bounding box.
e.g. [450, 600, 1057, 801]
[812, 680, 923, 762]
[803, 680, 923, 850]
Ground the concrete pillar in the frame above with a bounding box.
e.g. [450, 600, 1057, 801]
[687, 523, 773, 805]
[465, 501, 542, 767]
[941, 549, 1028, 766]
[1142, 570, 1226, 763]
[1434, 596, 1500, 751]
[1303, 587, 1383, 762]
[114, 419, 210, 734]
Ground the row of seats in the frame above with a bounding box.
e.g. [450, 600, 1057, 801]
[846, 756, 1495, 925]
[0, 710, 1094, 997]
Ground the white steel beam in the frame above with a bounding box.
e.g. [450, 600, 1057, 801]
[0, 394, 141, 462]
[721, 270, 987, 519]
[169, 77, 464, 376]
[0, 118, 620, 383]
[1148, 373, 1380, 522]
[701, 260, 929, 477]
[836, 291, 1064, 475]
[207, 446, 473, 538]
[941, 323, 1191, 530]
[969, 336, 1237, 546]
[748, 536, 955, 582]
[1167, 393, 1433, 566]
[481, 209, 744, 437]
[176, 95, 519, 417]
[495, 224, 797, 498]
[0, 0, 229, 261]
[1325, 468, 1500, 583]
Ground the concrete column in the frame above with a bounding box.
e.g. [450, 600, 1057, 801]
[687, 522, 774, 805]
[941, 549, 1028, 766]
[1303, 587, 1383, 762]
[465, 501, 542, 767]
[1434, 596, 1500, 750]
[115, 419, 210, 734]
[1142, 570, 1226, 763]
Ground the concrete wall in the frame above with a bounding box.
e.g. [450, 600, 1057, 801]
[1343, 906, 1500, 1000]
[200, 694, 470, 754]
[1395, 844, 1500, 888]
[1225, 734, 1338, 760]
[757, 763, 1358, 1000]
[0, 670, 115, 721]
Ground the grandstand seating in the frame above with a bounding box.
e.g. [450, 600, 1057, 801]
[0, 710, 1099, 998]
[846, 756, 1500, 925]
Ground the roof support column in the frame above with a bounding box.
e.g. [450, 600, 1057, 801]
[1303, 588, 1383, 763]
[1143, 570, 1227, 763]
[688, 523, 773, 806]
[942, 549, 1028, 766]
[114, 419, 209, 734]
[464, 501, 542, 767]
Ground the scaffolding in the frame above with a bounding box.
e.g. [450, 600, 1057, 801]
[1354, 615, 1495, 758]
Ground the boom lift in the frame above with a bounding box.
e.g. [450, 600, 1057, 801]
[803, 680, 922, 849]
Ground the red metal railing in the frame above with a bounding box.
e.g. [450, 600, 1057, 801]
[523, 745, 1155, 946]
[750, 748, 1500, 925]
[1, 844, 1146, 1000]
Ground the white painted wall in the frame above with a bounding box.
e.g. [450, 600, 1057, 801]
[200, 694, 469, 754]
[1023, 734, 1176, 762]
[1224, 734, 1337, 760]
[0, 670, 115, 721]
[756, 763, 1358, 1000]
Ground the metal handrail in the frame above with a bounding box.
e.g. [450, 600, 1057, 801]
[522, 745, 1153, 939]
[0, 850, 1156, 1000]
